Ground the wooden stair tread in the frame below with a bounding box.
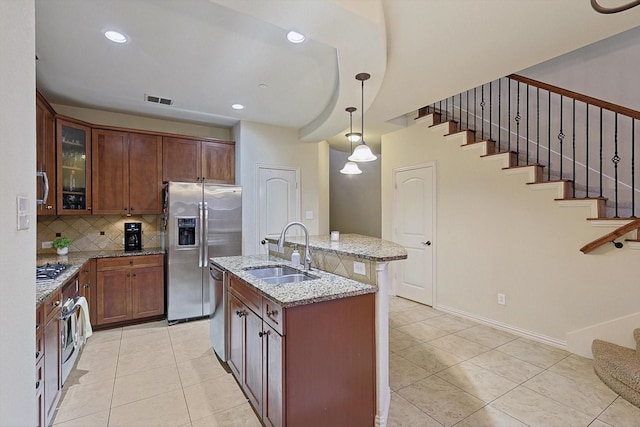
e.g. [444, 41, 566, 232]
[556, 196, 607, 201]
[504, 164, 544, 171]
[480, 150, 515, 158]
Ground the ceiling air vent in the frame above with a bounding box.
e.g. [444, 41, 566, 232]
[145, 94, 173, 106]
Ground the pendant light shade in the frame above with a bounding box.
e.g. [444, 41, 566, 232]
[348, 72, 377, 162]
[340, 161, 362, 174]
[341, 107, 363, 175]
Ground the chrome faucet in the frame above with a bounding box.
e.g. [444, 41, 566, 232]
[277, 221, 312, 271]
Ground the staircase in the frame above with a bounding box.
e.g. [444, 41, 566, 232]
[418, 74, 640, 252]
[592, 329, 640, 408]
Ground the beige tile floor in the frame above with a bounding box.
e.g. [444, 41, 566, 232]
[53, 297, 640, 426]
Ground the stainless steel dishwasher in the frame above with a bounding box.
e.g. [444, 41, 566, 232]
[209, 262, 228, 362]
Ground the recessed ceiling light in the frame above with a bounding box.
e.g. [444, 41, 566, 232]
[232, 104, 245, 110]
[258, 83, 268, 89]
[286, 30, 306, 44]
[104, 30, 127, 44]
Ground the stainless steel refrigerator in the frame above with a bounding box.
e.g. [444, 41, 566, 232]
[164, 181, 242, 323]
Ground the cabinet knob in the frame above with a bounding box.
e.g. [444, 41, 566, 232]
[129, 260, 134, 265]
[130, 207, 135, 211]
[46, 205, 53, 210]
[52, 300, 60, 307]
[258, 331, 269, 338]
[83, 284, 90, 288]
[87, 207, 92, 210]
[235, 310, 245, 318]
[35, 381, 40, 390]
[132, 273, 137, 277]
[127, 273, 131, 278]
[266, 310, 278, 317]
[35, 351, 40, 359]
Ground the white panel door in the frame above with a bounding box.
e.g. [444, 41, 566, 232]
[394, 164, 435, 306]
[258, 166, 299, 255]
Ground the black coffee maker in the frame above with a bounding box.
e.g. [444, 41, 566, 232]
[124, 222, 142, 251]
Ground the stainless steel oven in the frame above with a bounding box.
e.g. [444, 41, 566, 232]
[60, 297, 80, 385]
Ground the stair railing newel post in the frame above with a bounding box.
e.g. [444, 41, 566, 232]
[498, 78, 502, 151]
[466, 90, 469, 131]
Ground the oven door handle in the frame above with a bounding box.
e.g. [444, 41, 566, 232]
[60, 304, 80, 320]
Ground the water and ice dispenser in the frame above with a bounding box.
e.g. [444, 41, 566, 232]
[177, 218, 197, 246]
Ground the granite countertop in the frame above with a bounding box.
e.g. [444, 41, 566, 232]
[211, 255, 377, 308]
[266, 233, 408, 262]
[36, 248, 165, 305]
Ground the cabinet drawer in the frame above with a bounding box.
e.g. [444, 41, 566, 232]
[62, 274, 79, 300]
[35, 356, 44, 393]
[43, 290, 62, 321]
[263, 298, 285, 335]
[229, 275, 261, 314]
[97, 254, 163, 271]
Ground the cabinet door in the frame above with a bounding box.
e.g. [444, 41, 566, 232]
[162, 137, 200, 182]
[228, 293, 245, 381]
[96, 269, 131, 324]
[78, 259, 96, 326]
[129, 133, 162, 214]
[92, 129, 129, 215]
[36, 93, 56, 215]
[130, 265, 164, 319]
[263, 325, 284, 427]
[57, 118, 92, 215]
[43, 314, 61, 426]
[244, 307, 264, 417]
[201, 141, 235, 184]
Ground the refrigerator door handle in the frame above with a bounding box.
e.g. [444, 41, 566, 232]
[203, 201, 209, 266]
[198, 202, 204, 267]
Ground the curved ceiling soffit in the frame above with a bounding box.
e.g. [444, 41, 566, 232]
[210, 0, 387, 143]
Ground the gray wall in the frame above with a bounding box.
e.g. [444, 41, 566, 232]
[329, 148, 381, 237]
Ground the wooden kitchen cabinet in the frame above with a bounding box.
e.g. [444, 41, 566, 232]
[36, 91, 57, 216]
[92, 129, 162, 215]
[42, 290, 62, 427]
[78, 259, 96, 326]
[228, 274, 375, 427]
[162, 136, 235, 183]
[95, 255, 164, 327]
[57, 117, 92, 215]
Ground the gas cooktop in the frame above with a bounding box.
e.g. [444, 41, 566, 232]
[36, 263, 67, 281]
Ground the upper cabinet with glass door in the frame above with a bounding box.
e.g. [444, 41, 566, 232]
[56, 117, 92, 215]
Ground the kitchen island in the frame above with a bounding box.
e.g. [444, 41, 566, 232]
[216, 234, 407, 427]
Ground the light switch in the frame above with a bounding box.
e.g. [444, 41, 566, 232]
[305, 210, 314, 220]
[17, 195, 30, 230]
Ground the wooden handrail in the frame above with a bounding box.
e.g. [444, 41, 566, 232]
[580, 218, 640, 254]
[508, 74, 640, 121]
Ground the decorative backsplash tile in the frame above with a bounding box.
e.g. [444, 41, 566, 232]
[37, 215, 162, 254]
[272, 245, 376, 285]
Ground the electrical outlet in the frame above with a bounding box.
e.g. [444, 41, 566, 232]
[305, 210, 314, 220]
[497, 293, 506, 305]
[353, 261, 366, 275]
[42, 241, 52, 249]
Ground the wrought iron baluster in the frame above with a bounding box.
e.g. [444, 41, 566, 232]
[498, 78, 502, 151]
[599, 107, 603, 197]
[445, 97, 449, 122]
[612, 113, 620, 217]
[632, 119, 636, 217]
[558, 95, 564, 179]
[526, 84, 530, 165]
[459, 93, 462, 130]
[474, 87, 477, 135]
[481, 85, 485, 138]
[515, 81, 521, 165]
[572, 99, 576, 198]
[536, 88, 540, 165]
[586, 104, 590, 197]
[548, 91, 551, 181]
[489, 81, 493, 141]
[466, 90, 469, 130]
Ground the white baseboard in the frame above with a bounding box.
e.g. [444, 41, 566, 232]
[435, 304, 567, 350]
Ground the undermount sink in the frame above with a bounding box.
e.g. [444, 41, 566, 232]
[245, 265, 319, 284]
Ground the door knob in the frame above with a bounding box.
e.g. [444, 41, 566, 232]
[422, 241, 432, 246]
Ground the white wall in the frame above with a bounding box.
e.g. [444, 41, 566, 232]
[382, 118, 640, 352]
[329, 148, 381, 237]
[237, 121, 329, 255]
[0, 1, 37, 425]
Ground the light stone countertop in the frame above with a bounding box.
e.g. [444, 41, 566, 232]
[210, 254, 377, 308]
[266, 233, 408, 262]
[36, 248, 165, 305]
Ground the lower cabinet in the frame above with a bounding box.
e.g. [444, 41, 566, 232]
[38, 289, 62, 427]
[78, 259, 96, 326]
[95, 255, 164, 326]
[228, 274, 375, 427]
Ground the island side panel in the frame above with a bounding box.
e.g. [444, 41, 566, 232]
[285, 293, 376, 427]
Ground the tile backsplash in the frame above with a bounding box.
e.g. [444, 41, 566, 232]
[37, 215, 162, 254]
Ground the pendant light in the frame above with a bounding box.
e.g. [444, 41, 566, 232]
[340, 107, 362, 175]
[348, 73, 377, 162]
